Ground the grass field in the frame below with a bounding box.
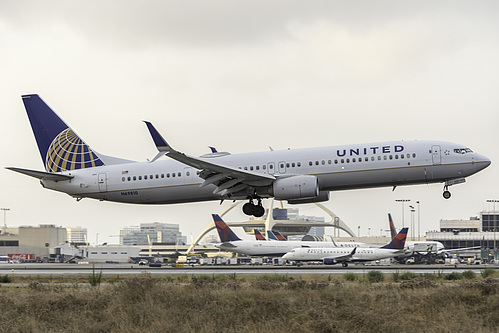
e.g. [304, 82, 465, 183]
[0, 270, 498, 333]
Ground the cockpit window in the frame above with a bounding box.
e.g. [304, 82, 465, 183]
[454, 148, 473, 154]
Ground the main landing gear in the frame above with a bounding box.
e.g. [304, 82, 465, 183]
[243, 198, 265, 218]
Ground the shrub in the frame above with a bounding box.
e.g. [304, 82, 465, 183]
[343, 272, 357, 281]
[0, 275, 12, 283]
[445, 272, 462, 280]
[392, 271, 400, 282]
[367, 270, 384, 283]
[481, 268, 497, 279]
[88, 265, 103, 287]
[400, 271, 418, 281]
[462, 270, 475, 280]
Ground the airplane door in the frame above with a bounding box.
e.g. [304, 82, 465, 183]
[431, 145, 441, 165]
[98, 173, 107, 192]
[278, 161, 286, 174]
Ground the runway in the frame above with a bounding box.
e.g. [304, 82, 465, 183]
[0, 263, 497, 276]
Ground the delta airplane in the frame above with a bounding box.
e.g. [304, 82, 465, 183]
[282, 227, 408, 267]
[213, 214, 368, 257]
[387, 213, 445, 254]
[7, 95, 491, 217]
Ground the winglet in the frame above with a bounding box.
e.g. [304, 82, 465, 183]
[143, 121, 171, 152]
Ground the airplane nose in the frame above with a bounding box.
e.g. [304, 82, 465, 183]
[475, 153, 491, 171]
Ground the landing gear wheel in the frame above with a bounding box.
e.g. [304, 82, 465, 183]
[342, 262, 348, 267]
[243, 202, 255, 215]
[443, 190, 451, 199]
[254, 205, 265, 218]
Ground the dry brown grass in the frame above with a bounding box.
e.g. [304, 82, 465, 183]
[0, 273, 498, 333]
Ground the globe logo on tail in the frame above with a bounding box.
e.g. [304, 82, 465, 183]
[45, 129, 103, 172]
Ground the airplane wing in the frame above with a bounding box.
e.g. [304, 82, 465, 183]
[439, 246, 481, 253]
[144, 121, 275, 197]
[6, 167, 73, 181]
[325, 247, 357, 262]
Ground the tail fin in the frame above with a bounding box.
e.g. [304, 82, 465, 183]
[212, 214, 241, 242]
[274, 230, 287, 241]
[388, 213, 397, 239]
[254, 229, 266, 240]
[267, 230, 278, 241]
[22, 94, 104, 172]
[381, 227, 408, 250]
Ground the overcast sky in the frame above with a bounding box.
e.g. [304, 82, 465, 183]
[1, 1, 498, 244]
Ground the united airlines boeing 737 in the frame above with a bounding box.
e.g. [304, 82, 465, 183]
[7, 95, 491, 217]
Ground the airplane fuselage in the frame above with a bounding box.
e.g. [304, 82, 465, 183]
[282, 246, 402, 263]
[216, 240, 368, 257]
[41, 140, 490, 205]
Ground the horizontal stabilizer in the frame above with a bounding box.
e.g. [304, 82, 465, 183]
[6, 167, 73, 181]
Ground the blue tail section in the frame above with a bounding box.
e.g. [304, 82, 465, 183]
[267, 230, 278, 241]
[22, 94, 104, 172]
[254, 229, 266, 240]
[212, 214, 241, 242]
[381, 227, 408, 250]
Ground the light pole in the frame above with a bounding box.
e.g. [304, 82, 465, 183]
[487, 199, 499, 255]
[416, 201, 421, 241]
[0, 208, 9, 233]
[395, 199, 411, 228]
[357, 226, 360, 238]
[409, 206, 415, 241]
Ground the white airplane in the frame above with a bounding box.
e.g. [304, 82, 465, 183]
[214, 214, 370, 257]
[282, 227, 408, 267]
[7, 94, 491, 217]
[387, 213, 445, 254]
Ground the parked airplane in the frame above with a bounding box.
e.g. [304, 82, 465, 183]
[254, 229, 266, 241]
[282, 227, 408, 267]
[274, 230, 287, 241]
[7, 95, 491, 217]
[388, 213, 445, 255]
[213, 214, 366, 256]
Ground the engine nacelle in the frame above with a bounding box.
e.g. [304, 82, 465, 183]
[272, 175, 319, 201]
[323, 258, 338, 265]
[287, 191, 330, 205]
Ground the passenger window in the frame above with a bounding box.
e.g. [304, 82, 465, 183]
[167, 173, 170, 178]
[127, 177, 131, 181]
[315, 161, 319, 166]
[122, 177, 125, 182]
[413, 153, 416, 158]
[161, 174, 164, 178]
[186, 172, 190, 176]
[395, 155, 398, 159]
[341, 159, 344, 163]
[322, 160, 325, 165]
[384, 156, 387, 160]
[139, 176, 142, 180]
[346, 158, 350, 163]
[256, 166, 260, 170]
[178, 172, 181, 177]
[297, 162, 301, 167]
[286, 163, 290, 168]
[263, 165, 267, 170]
[400, 154, 404, 159]
[144, 175, 148, 180]
[352, 158, 356, 162]
[328, 160, 331, 165]
[150, 175, 153, 179]
[244, 166, 248, 170]
[133, 176, 137, 181]
[269, 165, 273, 169]
[334, 160, 338, 164]
[250, 166, 253, 171]
[407, 154, 410, 158]
[389, 155, 393, 160]
[309, 161, 313, 166]
[378, 156, 381, 161]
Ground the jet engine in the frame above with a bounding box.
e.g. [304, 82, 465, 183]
[271, 175, 319, 200]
